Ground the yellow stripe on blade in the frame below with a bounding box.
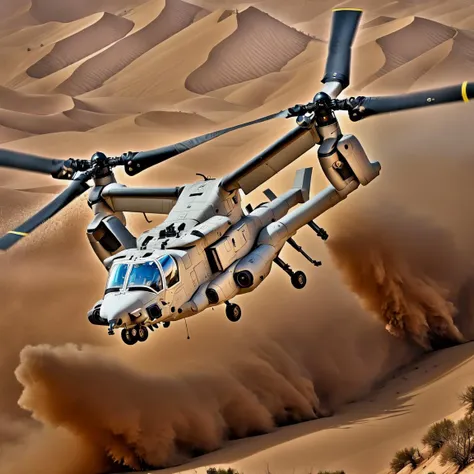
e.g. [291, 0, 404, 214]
[8, 231, 28, 236]
[462, 81, 470, 102]
[333, 8, 363, 12]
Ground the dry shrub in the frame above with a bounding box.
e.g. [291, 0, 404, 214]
[459, 386, 474, 415]
[422, 418, 456, 453]
[440, 415, 474, 470]
[390, 447, 420, 472]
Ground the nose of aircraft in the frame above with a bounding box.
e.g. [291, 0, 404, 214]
[100, 291, 155, 325]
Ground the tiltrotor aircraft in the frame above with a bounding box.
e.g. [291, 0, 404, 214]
[1, 8, 473, 345]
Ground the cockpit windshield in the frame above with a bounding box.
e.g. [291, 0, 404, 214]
[106, 263, 128, 290]
[127, 261, 163, 292]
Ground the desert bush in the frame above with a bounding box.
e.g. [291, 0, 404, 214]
[459, 386, 474, 415]
[422, 418, 456, 453]
[317, 471, 345, 474]
[390, 447, 420, 472]
[207, 468, 239, 474]
[440, 415, 474, 470]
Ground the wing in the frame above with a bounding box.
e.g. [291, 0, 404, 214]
[101, 184, 183, 215]
[220, 124, 320, 194]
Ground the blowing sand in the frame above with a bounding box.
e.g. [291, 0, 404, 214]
[1, 1, 474, 474]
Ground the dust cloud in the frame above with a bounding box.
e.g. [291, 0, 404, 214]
[2, 196, 470, 471]
[327, 201, 470, 351]
[2, 140, 474, 471]
[2, 150, 474, 471]
[2, 85, 474, 474]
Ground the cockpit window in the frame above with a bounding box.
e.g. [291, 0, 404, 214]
[158, 255, 179, 288]
[106, 263, 128, 290]
[127, 261, 163, 292]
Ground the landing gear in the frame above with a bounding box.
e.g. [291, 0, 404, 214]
[137, 326, 148, 342]
[121, 327, 138, 345]
[121, 326, 148, 345]
[162, 321, 170, 328]
[291, 271, 307, 289]
[274, 257, 307, 290]
[225, 301, 242, 322]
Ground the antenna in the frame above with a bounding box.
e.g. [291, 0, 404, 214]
[184, 319, 191, 340]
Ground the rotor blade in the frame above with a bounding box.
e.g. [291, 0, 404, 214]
[0, 177, 90, 251]
[124, 109, 290, 176]
[0, 149, 65, 176]
[347, 81, 474, 122]
[321, 8, 363, 94]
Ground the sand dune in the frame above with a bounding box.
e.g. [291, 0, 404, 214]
[361, 16, 395, 29]
[416, 0, 474, 23]
[29, 0, 150, 23]
[0, 2, 36, 39]
[376, 0, 445, 18]
[438, 6, 474, 28]
[185, 7, 313, 94]
[358, 17, 456, 90]
[257, 0, 342, 26]
[73, 96, 168, 114]
[0, 86, 73, 114]
[57, 0, 207, 96]
[0, 125, 32, 144]
[411, 30, 474, 90]
[63, 106, 129, 129]
[456, 14, 474, 30]
[0, 14, 105, 87]
[361, 39, 454, 95]
[87, 109, 217, 135]
[27, 13, 134, 79]
[0, 0, 31, 20]
[0, 109, 90, 135]
[82, 10, 237, 99]
[134, 110, 216, 128]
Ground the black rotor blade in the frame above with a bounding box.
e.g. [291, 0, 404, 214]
[0, 176, 90, 251]
[0, 149, 66, 176]
[322, 8, 363, 91]
[347, 82, 474, 122]
[124, 109, 290, 176]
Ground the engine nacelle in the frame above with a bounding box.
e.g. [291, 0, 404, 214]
[337, 134, 381, 186]
[87, 213, 137, 264]
[205, 261, 240, 305]
[176, 282, 212, 319]
[233, 244, 276, 293]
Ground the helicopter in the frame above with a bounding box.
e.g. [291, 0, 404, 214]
[0, 8, 473, 346]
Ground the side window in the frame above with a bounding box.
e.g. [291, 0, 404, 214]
[106, 263, 128, 291]
[159, 255, 180, 288]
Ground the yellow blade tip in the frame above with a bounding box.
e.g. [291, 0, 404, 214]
[8, 231, 28, 237]
[333, 8, 363, 12]
[462, 81, 470, 102]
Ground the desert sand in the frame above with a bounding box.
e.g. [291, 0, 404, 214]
[1, 1, 474, 474]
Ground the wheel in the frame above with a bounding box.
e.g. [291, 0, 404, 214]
[291, 271, 307, 289]
[162, 321, 170, 328]
[137, 326, 148, 342]
[226, 303, 242, 322]
[121, 328, 137, 345]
